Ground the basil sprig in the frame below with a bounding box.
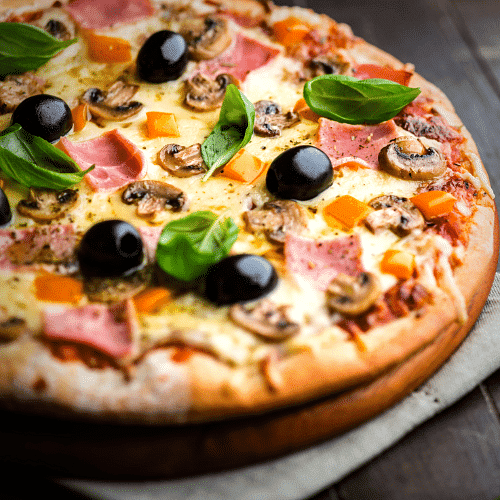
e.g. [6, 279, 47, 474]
[303, 74, 421, 125]
[156, 211, 239, 281]
[201, 84, 255, 181]
[0, 23, 76, 78]
[0, 124, 94, 189]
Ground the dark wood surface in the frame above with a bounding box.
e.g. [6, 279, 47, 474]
[3, 0, 500, 499]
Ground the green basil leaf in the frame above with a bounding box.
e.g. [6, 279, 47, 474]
[0, 22, 76, 78]
[201, 84, 255, 181]
[0, 124, 94, 189]
[303, 74, 421, 125]
[156, 211, 239, 281]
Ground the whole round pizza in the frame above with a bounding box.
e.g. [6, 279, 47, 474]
[0, 0, 498, 477]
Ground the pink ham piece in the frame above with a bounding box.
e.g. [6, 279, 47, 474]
[138, 226, 163, 263]
[64, 0, 154, 30]
[43, 300, 137, 359]
[285, 233, 364, 291]
[354, 64, 413, 86]
[197, 32, 280, 83]
[58, 129, 147, 192]
[315, 118, 399, 170]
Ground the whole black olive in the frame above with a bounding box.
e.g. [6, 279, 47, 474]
[77, 220, 144, 278]
[0, 187, 12, 226]
[266, 145, 334, 201]
[137, 30, 188, 83]
[11, 94, 73, 143]
[205, 254, 278, 305]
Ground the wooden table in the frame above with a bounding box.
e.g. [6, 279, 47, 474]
[3, 0, 500, 499]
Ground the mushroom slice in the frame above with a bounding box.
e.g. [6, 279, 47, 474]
[0, 315, 28, 342]
[229, 300, 300, 341]
[243, 200, 308, 244]
[378, 136, 446, 180]
[181, 17, 232, 61]
[158, 143, 206, 177]
[185, 73, 236, 111]
[122, 180, 187, 217]
[81, 80, 143, 121]
[365, 194, 425, 237]
[0, 73, 45, 114]
[306, 54, 351, 77]
[17, 188, 78, 222]
[254, 100, 300, 137]
[327, 272, 381, 316]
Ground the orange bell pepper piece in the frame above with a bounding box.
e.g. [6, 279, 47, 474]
[83, 30, 132, 63]
[133, 287, 172, 314]
[380, 249, 415, 280]
[410, 191, 457, 219]
[273, 17, 310, 47]
[71, 103, 89, 133]
[217, 149, 266, 183]
[146, 112, 180, 138]
[323, 195, 373, 230]
[34, 274, 83, 303]
[293, 97, 320, 122]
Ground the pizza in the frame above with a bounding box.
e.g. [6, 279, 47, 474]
[0, 0, 497, 473]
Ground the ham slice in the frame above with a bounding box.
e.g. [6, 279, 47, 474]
[285, 233, 364, 291]
[58, 129, 147, 192]
[64, 0, 154, 29]
[198, 32, 280, 83]
[354, 64, 413, 86]
[315, 118, 399, 170]
[43, 300, 137, 359]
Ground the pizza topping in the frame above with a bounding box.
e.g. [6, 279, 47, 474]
[229, 299, 299, 340]
[380, 249, 415, 280]
[77, 220, 145, 279]
[158, 143, 206, 177]
[181, 17, 232, 61]
[305, 54, 352, 78]
[326, 271, 381, 316]
[0, 315, 28, 342]
[244, 200, 308, 244]
[42, 18, 72, 41]
[353, 64, 413, 86]
[0, 73, 45, 114]
[34, 274, 83, 304]
[365, 195, 425, 236]
[266, 145, 333, 201]
[323, 195, 373, 230]
[378, 136, 446, 180]
[204, 254, 278, 305]
[184, 73, 235, 111]
[0, 187, 12, 226]
[57, 129, 146, 192]
[121, 180, 187, 217]
[80, 80, 143, 123]
[12, 94, 72, 143]
[17, 187, 78, 222]
[394, 114, 463, 143]
[137, 30, 189, 83]
[410, 190, 456, 219]
[253, 100, 299, 137]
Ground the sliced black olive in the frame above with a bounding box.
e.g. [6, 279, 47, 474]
[137, 30, 189, 83]
[77, 220, 144, 279]
[11, 94, 72, 143]
[0, 187, 12, 226]
[205, 254, 278, 305]
[266, 145, 333, 201]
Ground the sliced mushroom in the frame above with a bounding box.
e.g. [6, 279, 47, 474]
[17, 188, 78, 222]
[31, 7, 76, 41]
[364, 194, 425, 237]
[44, 19, 72, 40]
[327, 272, 381, 316]
[378, 136, 446, 180]
[229, 300, 300, 341]
[306, 54, 351, 77]
[0, 73, 45, 114]
[158, 143, 206, 177]
[253, 100, 300, 137]
[243, 200, 308, 244]
[0, 315, 28, 342]
[181, 17, 232, 61]
[185, 73, 236, 111]
[80, 80, 143, 122]
[122, 180, 187, 217]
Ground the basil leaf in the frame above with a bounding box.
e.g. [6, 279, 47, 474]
[0, 124, 94, 189]
[303, 74, 421, 125]
[201, 84, 255, 181]
[156, 211, 239, 281]
[0, 23, 76, 78]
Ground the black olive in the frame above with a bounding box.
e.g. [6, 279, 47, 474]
[137, 30, 188, 83]
[205, 254, 278, 305]
[266, 145, 334, 201]
[77, 220, 144, 278]
[0, 187, 12, 226]
[11, 94, 73, 143]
